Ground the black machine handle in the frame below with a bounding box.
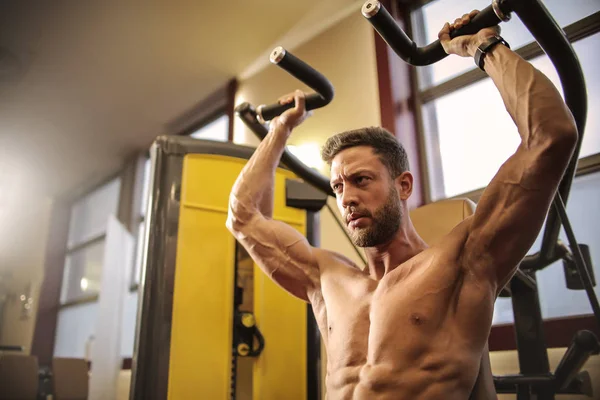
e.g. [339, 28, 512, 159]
[364, 0, 587, 266]
[256, 46, 335, 122]
[234, 46, 335, 197]
[361, 0, 511, 66]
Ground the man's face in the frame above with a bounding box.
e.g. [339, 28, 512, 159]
[330, 146, 403, 247]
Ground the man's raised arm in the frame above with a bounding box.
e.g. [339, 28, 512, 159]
[226, 90, 321, 302]
[439, 12, 578, 292]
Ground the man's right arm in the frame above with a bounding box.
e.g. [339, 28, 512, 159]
[226, 91, 321, 302]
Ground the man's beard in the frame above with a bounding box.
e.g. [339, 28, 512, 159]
[346, 187, 402, 248]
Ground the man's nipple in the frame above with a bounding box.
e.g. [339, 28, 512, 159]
[410, 313, 425, 326]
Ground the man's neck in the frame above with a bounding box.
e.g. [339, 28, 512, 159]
[364, 217, 428, 280]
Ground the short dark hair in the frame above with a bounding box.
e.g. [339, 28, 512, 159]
[321, 126, 410, 177]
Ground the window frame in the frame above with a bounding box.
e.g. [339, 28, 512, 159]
[59, 173, 123, 308]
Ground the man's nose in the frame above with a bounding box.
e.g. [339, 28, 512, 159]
[340, 186, 359, 209]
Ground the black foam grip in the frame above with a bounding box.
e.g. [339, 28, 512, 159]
[366, 2, 502, 65]
[260, 93, 325, 121]
[259, 49, 334, 121]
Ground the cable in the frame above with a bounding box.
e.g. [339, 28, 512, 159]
[325, 202, 368, 267]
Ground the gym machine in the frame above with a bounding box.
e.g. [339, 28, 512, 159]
[130, 0, 598, 398]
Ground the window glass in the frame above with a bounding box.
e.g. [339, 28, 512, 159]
[190, 114, 229, 141]
[422, 77, 521, 199]
[61, 239, 105, 303]
[68, 178, 121, 247]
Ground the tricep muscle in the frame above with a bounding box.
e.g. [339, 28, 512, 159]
[228, 212, 321, 302]
[463, 137, 575, 290]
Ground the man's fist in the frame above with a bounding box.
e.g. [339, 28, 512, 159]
[270, 90, 312, 133]
[438, 10, 500, 58]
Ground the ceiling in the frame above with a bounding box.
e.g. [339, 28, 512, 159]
[0, 0, 360, 202]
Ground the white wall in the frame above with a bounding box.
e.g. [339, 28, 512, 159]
[120, 291, 138, 358]
[54, 302, 98, 358]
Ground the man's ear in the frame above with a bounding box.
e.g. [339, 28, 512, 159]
[395, 171, 413, 200]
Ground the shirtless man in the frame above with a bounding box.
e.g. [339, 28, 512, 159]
[226, 11, 578, 400]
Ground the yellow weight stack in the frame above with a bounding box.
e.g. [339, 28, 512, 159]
[167, 153, 307, 400]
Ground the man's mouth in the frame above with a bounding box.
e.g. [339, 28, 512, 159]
[347, 212, 369, 226]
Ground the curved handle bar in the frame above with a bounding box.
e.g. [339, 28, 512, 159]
[361, 0, 511, 66]
[257, 46, 335, 122]
[235, 102, 335, 197]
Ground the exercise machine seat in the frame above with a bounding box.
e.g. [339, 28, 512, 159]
[52, 357, 89, 400]
[410, 198, 476, 245]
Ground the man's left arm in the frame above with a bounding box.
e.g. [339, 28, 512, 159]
[440, 13, 578, 292]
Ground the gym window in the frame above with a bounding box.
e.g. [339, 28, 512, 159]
[410, 0, 600, 201]
[53, 176, 122, 358]
[59, 177, 122, 305]
[190, 113, 230, 141]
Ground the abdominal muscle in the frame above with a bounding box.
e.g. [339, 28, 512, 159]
[325, 360, 474, 400]
[318, 301, 485, 400]
[320, 316, 478, 400]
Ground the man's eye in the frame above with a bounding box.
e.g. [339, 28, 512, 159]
[356, 176, 369, 185]
[332, 183, 341, 191]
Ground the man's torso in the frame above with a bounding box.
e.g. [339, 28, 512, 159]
[308, 223, 496, 400]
